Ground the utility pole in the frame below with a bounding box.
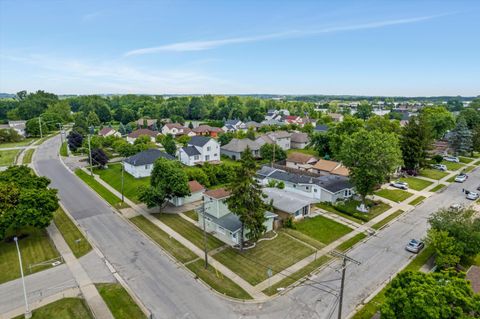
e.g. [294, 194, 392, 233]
[121, 161, 125, 203]
[202, 201, 208, 269]
[330, 251, 361, 319]
[271, 135, 276, 168]
[38, 117, 43, 139]
[88, 126, 94, 177]
[57, 123, 64, 145]
[14, 237, 31, 319]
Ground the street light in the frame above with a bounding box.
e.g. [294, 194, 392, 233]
[14, 236, 32, 319]
[121, 160, 125, 203]
[87, 126, 94, 177]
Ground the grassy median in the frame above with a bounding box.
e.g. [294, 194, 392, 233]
[13, 298, 93, 319]
[96, 283, 146, 319]
[53, 208, 92, 258]
[22, 148, 35, 164]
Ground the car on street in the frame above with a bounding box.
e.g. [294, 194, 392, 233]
[432, 164, 447, 171]
[455, 174, 468, 183]
[390, 180, 409, 190]
[406, 239, 424, 253]
[466, 192, 479, 200]
[444, 156, 460, 163]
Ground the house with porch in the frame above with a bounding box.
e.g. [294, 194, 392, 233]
[123, 149, 175, 178]
[178, 136, 220, 166]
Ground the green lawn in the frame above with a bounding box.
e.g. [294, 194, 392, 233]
[371, 210, 404, 230]
[473, 160, 480, 166]
[129, 215, 197, 263]
[53, 208, 92, 258]
[263, 255, 331, 296]
[186, 260, 252, 300]
[375, 189, 413, 203]
[419, 168, 449, 180]
[398, 177, 432, 191]
[0, 149, 19, 166]
[283, 228, 325, 250]
[430, 184, 446, 192]
[294, 215, 352, 245]
[463, 165, 475, 173]
[316, 200, 391, 223]
[183, 210, 198, 221]
[13, 298, 93, 319]
[335, 233, 367, 252]
[408, 196, 426, 206]
[60, 142, 68, 156]
[96, 283, 146, 319]
[153, 213, 224, 252]
[75, 169, 129, 209]
[459, 156, 474, 164]
[22, 148, 35, 164]
[0, 227, 60, 284]
[442, 160, 465, 171]
[213, 232, 314, 285]
[94, 164, 149, 203]
[0, 138, 36, 149]
[286, 148, 318, 156]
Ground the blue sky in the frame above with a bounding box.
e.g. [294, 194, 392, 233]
[1, 0, 479, 96]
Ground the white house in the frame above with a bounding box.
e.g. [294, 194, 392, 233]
[262, 188, 315, 221]
[98, 127, 121, 138]
[126, 129, 159, 144]
[161, 123, 195, 137]
[169, 180, 205, 207]
[255, 131, 292, 150]
[123, 149, 175, 178]
[178, 136, 220, 166]
[8, 120, 26, 137]
[265, 109, 290, 121]
[222, 119, 247, 133]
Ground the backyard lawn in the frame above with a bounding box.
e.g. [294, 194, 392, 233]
[398, 177, 432, 191]
[295, 215, 352, 245]
[153, 213, 224, 251]
[53, 208, 92, 258]
[286, 148, 318, 156]
[0, 149, 19, 166]
[419, 169, 449, 180]
[0, 227, 60, 284]
[94, 164, 149, 203]
[13, 298, 93, 319]
[96, 283, 146, 319]
[213, 232, 314, 285]
[375, 189, 413, 203]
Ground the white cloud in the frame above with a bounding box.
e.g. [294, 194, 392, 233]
[124, 15, 442, 56]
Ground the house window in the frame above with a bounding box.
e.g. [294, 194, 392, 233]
[314, 188, 317, 193]
[145, 164, 150, 169]
[205, 155, 210, 161]
[294, 210, 301, 216]
[214, 153, 218, 157]
[194, 155, 200, 160]
[306, 186, 309, 190]
[207, 146, 211, 151]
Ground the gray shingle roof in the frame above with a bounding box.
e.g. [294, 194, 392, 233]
[124, 149, 175, 166]
[315, 124, 329, 132]
[188, 136, 212, 147]
[221, 138, 260, 153]
[263, 188, 315, 214]
[181, 146, 201, 156]
[290, 132, 309, 143]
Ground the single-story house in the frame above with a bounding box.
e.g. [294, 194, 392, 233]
[310, 159, 349, 177]
[290, 132, 310, 149]
[328, 113, 344, 122]
[262, 187, 315, 221]
[178, 136, 220, 166]
[123, 149, 175, 178]
[126, 129, 160, 144]
[283, 115, 303, 125]
[245, 121, 262, 131]
[220, 138, 261, 160]
[255, 131, 292, 150]
[198, 188, 276, 246]
[286, 152, 317, 170]
[161, 123, 195, 137]
[192, 125, 223, 138]
[169, 180, 205, 207]
[98, 127, 121, 137]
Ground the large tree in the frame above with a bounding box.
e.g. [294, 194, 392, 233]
[327, 116, 364, 158]
[419, 106, 455, 139]
[89, 148, 109, 168]
[67, 131, 84, 152]
[260, 143, 286, 162]
[226, 148, 267, 249]
[308, 132, 331, 157]
[339, 130, 402, 207]
[355, 101, 373, 120]
[449, 117, 473, 155]
[400, 116, 431, 172]
[381, 271, 480, 319]
[161, 134, 177, 156]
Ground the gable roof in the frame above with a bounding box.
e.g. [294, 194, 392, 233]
[245, 121, 262, 128]
[99, 127, 115, 136]
[124, 149, 174, 166]
[181, 146, 201, 156]
[224, 119, 242, 126]
[128, 129, 159, 138]
[204, 188, 231, 200]
[188, 135, 213, 147]
[312, 159, 349, 176]
[188, 180, 205, 193]
[192, 125, 223, 133]
[262, 188, 315, 214]
[164, 123, 185, 130]
[290, 132, 309, 143]
[268, 131, 291, 139]
[287, 152, 317, 164]
[314, 124, 329, 132]
[221, 138, 260, 153]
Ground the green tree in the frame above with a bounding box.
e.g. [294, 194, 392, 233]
[365, 115, 401, 134]
[381, 271, 480, 319]
[188, 121, 194, 129]
[161, 134, 177, 156]
[459, 108, 480, 129]
[327, 116, 364, 158]
[176, 135, 191, 147]
[420, 106, 455, 139]
[308, 132, 331, 157]
[426, 229, 462, 269]
[400, 116, 431, 172]
[46, 100, 72, 122]
[246, 128, 256, 140]
[25, 117, 48, 137]
[339, 130, 402, 206]
[0, 128, 23, 144]
[139, 158, 190, 210]
[260, 143, 286, 162]
[16, 90, 58, 120]
[87, 111, 101, 127]
[449, 117, 473, 155]
[356, 101, 373, 120]
[218, 132, 235, 146]
[226, 148, 267, 249]
[472, 125, 480, 153]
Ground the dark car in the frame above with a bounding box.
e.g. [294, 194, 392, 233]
[406, 239, 424, 253]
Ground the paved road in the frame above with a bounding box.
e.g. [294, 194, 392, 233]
[33, 135, 479, 319]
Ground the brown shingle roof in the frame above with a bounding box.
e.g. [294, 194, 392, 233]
[188, 180, 205, 193]
[165, 123, 185, 129]
[192, 125, 223, 133]
[204, 188, 231, 199]
[312, 159, 340, 172]
[287, 152, 317, 164]
[128, 129, 159, 138]
[98, 127, 114, 136]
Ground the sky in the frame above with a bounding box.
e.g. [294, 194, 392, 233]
[1, 0, 479, 96]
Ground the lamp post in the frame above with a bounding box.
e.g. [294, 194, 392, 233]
[14, 237, 31, 319]
[88, 126, 94, 177]
[121, 161, 125, 203]
[38, 117, 43, 139]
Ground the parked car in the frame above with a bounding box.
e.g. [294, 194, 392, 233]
[406, 239, 424, 253]
[444, 156, 459, 163]
[390, 180, 409, 190]
[432, 164, 447, 171]
[455, 174, 468, 183]
[466, 192, 479, 200]
[450, 203, 463, 211]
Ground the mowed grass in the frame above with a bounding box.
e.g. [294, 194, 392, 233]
[335, 233, 367, 252]
[22, 148, 34, 164]
[286, 148, 318, 156]
[60, 142, 68, 156]
[398, 177, 432, 191]
[316, 200, 391, 223]
[94, 164, 149, 203]
[295, 215, 352, 245]
[153, 213, 224, 251]
[129, 215, 197, 263]
[442, 160, 465, 171]
[375, 188, 413, 203]
[408, 196, 426, 206]
[459, 156, 474, 164]
[183, 210, 198, 221]
[430, 184, 446, 192]
[0, 149, 19, 166]
[419, 168, 449, 180]
[213, 232, 314, 285]
[13, 298, 93, 319]
[283, 228, 325, 250]
[75, 169, 129, 209]
[186, 260, 252, 300]
[96, 283, 146, 319]
[0, 138, 35, 149]
[53, 208, 92, 258]
[372, 210, 404, 230]
[0, 227, 60, 284]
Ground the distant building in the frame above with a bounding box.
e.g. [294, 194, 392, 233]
[327, 113, 344, 122]
[314, 124, 329, 133]
[286, 152, 317, 170]
[8, 120, 27, 137]
[136, 118, 157, 130]
[123, 149, 175, 178]
[98, 127, 121, 138]
[255, 131, 292, 150]
[244, 121, 262, 131]
[309, 159, 349, 177]
[222, 119, 246, 133]
[220, 138, 261, 160]
[192, 125, 223, 138]
[126, 129, 160, 144]
[178, 136, 220, 166]
[161, 123, 194, 137]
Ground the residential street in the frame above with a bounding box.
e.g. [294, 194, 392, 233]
[33, 135, 479, 319]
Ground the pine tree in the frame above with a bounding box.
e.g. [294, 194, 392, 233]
[449, 117, 473, 155]
[400, 117, 431, 172]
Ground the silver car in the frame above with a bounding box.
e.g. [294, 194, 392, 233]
[455, 174, 468, 183]
[390, 180, 409, 190]
[444, 156, 460, 163]
[466, 192, 479, 200]
[406, 239, 424, 253]
[432, 164, 447, 171]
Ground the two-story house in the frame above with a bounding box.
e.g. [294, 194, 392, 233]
[255, 131, 292, 150]
[178, 136, 220, 166]
[161, 123, 195, 137]
[198, 188, 276, 246]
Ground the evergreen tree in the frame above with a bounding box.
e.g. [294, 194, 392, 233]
[161, 134, 177, 156]
[118, 123, 126, 135]
[400, 117, 431, 172]
[188, 121, 194, 129]
[449, 117, 473, 155]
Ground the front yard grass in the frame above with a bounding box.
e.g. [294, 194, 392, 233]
[335, 233, 367, 252]
[213, 232, 314, 286]
[75, 169, 129, 209]
[459, 156, 474, 164]
[375, 189, 413, 203]
[463, 165, 475, 173]
[442, 160, 465, 171]
[129, 215, 197, 263]
[283, 228, 325, 250]
[295, 215, 352, 245]
[419, 168, 449, 180]
[0, 227, 60, 284]
[430, 183, 446, 192]
[53, 208, 92, 258]
[398, 177, 432, 191]
[0, 149, 19, 166]
[94, 164, 149, 203]
[183, 210, 198, 221]
[0, 138, 35, 149]
[316, 200, 391, 223]
[186, 260, 252, 300]
[13, 298, 93, 319]
[96, 283, 146, 319]
[22, 148, 34, 164]
[153, 213, 224, 252]
[371, 210, 404, 230]
[408, 196, 426, 206]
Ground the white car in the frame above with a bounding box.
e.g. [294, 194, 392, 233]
[455, 174, 468, 183]
[390, 181, 409, 190]
[444, 156, 460, 163]
[432, 164, 447, 171]
[466, 192, 479, 200]
[450, 203, 463, 211]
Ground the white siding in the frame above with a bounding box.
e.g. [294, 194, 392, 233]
[124, 162, 153, 178]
